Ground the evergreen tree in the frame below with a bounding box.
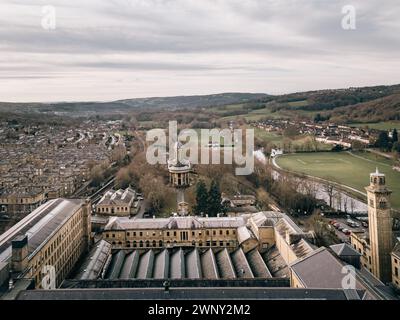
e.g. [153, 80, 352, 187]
[393, 129, 398, 143]
[193, 180, 208, 215]
[375, 131, 390, 151]
[207, 179, 223, 217]
[393, 141, 400, 153]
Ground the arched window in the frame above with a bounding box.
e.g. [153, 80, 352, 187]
[192, 240, 196, 246]
[379, 200, 387, 209]
[133, 241, 137, 248]
[145, 240, 150, 247]
[159, 240, 163, 247]
[139, 241, 143, 248]
[152, 240, 156, 247]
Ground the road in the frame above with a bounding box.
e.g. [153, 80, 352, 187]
[135, 199, 150, 219]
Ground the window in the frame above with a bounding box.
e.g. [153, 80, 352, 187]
[167, 232, 170, 236]
[226, 230, 229, 235]
[379, 201, 387, 209]
[213, 230, 216, 236]
[395, 267, 399, 277]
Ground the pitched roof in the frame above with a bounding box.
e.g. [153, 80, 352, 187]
[290, 247, 363, 289]
[393, 242, 400, 259]
[330, 243, 361, 257]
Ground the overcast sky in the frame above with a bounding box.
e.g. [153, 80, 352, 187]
[0, 0, 399, 102]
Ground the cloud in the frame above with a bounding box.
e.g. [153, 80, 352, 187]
[0, 0, 399, 101]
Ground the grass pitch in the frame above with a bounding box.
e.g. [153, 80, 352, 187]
[276, 151, 400, 209]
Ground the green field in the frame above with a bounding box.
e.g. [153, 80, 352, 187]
[351, 121, 400, 131]
[254, 128, 331, 151]
[276, 151, 400, 209]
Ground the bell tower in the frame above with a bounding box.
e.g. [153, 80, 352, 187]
[366, 168, 393, 283]
[168, 142, 192, 216]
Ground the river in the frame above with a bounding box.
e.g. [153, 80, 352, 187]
[254, 150, 368, 214]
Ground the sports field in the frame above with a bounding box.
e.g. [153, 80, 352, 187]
[276, 151, 400, 209]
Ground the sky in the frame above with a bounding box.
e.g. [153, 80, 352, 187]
[0, 0, 399, 102]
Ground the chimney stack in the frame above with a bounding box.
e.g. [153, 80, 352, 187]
[11, 235, 28, 273]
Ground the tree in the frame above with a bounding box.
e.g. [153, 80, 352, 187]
[375, 131, 390, 151]
[393, 129, 398, 143]
[207, 179, 223, 217]
[323, 182, 335, 208]
[90, 164, 106, 187]
[115, 167, 132, 189]
[193, 180, 208, 215]
[393, 141, 400, 153]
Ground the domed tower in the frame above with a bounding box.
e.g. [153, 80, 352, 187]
[168, 142, 191, 215]
[366, 168, 393, 283]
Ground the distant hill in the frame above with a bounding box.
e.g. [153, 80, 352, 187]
[328, 93, 400, 124]
[116, 93, 269, 109]
[0, 93, 268, 115]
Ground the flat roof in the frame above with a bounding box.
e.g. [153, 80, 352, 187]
[15, 287, 365, 300]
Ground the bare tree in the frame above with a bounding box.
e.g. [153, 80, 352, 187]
[323, 182, 335, 208]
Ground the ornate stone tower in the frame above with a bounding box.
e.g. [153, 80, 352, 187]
[168, 142, 191, 216]
[366, 168, 393, 283]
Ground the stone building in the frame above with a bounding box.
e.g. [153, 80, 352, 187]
[0, 198, 91, 289]
[392, 242, 400, 289]
[351, 169, 395, 284]
[102, 215, 243, 250]
[0, 189, 46, 216]
[95, 187, 137, 216]
[168, 142, 192, 216]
